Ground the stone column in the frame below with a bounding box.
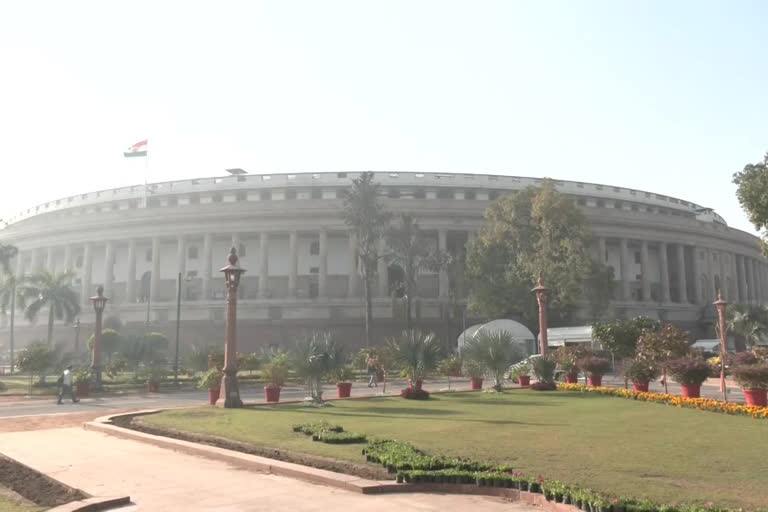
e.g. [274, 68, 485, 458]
[63, 245, 73, 274]
[126, 240, 137, 303]
[597, 237, 606, 264]
[258, 232, 269, 299]
[640, 240, 650, 301]
[202, 233, 212, 300]
[737, 255, 748, 303]
[719, 251, 727, 296]
[318, 229, 328, 298]
[619, 238, 631, 301]
[176, 235, 186, 284]
[288, 231, 298, 297]
[15, 249, 24, 279]
[29, 248, 40, 273]
[745, 257, 754, 303]
[150, 236, 161, 303]
[347, 234, 359, 297]
[46, 247, 55, 273]
[377, 237, 388, 297]
[676, 244, 687, 304]
[691, 246, 702, 304]
[103, 241, 115, 301]
[751, 258, 761, 304]
[438, 229, 449, 299]
[81, 243, 92, 305]
[659, 242, 670, 303]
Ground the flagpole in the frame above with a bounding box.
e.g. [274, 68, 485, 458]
[143, 140, 149, 208]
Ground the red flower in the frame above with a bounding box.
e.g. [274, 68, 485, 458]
[537, 474, 543, 483]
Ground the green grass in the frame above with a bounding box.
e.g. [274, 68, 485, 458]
[143, 390, 768, 509]
[0, 493, 44, 512]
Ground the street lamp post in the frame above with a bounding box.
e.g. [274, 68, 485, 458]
[173, 272, 182, 387]
[219, 247, 245, 408]
[90, 286, 108, 391]
[713, 291, 728, 402]
[531, 272, 549, 357]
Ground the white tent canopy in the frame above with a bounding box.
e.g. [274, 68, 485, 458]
[546, 326, 594, 347]
[456, 324, 484, 349]
[458, 319, 536, 354]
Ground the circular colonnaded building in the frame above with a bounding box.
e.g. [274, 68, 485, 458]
[1, 171, 766, 353]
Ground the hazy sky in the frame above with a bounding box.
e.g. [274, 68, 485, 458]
[1, 1, 766, 234]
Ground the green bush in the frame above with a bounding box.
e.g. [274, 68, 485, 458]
[198, 367, 223, 389]
[531, 357, 556, 383]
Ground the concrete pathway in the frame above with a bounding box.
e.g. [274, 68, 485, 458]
[0, 427, 535, 511]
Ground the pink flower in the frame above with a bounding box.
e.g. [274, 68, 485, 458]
[612, 499, 618, 505]
[704, 502, 714, 508]
[537, 475, 543, 483]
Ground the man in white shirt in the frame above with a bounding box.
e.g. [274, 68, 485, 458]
[57, 365, 79, 404]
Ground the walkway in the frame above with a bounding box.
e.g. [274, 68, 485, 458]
[0, 427, 536, 511]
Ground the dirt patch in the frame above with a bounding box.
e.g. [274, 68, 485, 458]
[0, 454, 86, 507]
[0, 410, 126, 432]
[116, 413, 390, 481]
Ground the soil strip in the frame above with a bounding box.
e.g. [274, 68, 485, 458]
[0, 454, 86, 507]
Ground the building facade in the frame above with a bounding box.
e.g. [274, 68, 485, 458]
[1, 172, 766, 352]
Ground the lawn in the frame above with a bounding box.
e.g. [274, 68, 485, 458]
[0, 493, 44, 512]
[141, 390, 768, 509]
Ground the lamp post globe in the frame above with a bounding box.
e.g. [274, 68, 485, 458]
[531, 272, 549, 356]
[218, 247, 246, 408]
[713, 291, 728, 402]
[90, 286, 108, 390]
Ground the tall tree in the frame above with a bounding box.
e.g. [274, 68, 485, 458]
[466, 179, 614, 327]
[339, 172, 391, 347]
[724, 303, 768, 351]
[385, 214, 433, 330]
[18, 270, 80, 346]
[733, 153, 768, 254]
[592, 316, 661, 360]
[0, 244, 18, 373]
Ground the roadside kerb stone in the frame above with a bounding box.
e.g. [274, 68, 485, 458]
[48, 496, 131, 512]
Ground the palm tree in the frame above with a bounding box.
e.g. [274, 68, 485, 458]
[339, 172, 391, 347]
[725, 303, 768, 350]
[18, 270, 80, 346]
[386, 330, 442, 389]
[0, 244, 17, 274]
[385, 214, 432, 330]
[462, 330, 524, 391]
[292, 331, 344, 404]
[0, 274, 20, 374]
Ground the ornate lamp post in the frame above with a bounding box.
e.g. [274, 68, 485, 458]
[219, 247, 245, 408]
[531, 272, 549, 356]
[90, 286, 108, 390]
[713, 291, 728, 402]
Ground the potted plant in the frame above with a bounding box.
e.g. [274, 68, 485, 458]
[578, 356, 611, 387]
[665, 358, 710, 398]
[623, 358, 660, 392]
[510, 363, 531, 387]
[73, 367, 92, 397]
[531, 356, 557, 390]
[262, 352, 290, 403]
[331, 365, 356, 398]
[731, 363, 768, 407]
[141, 363, 166, 393]
[199, 367, 223, 405]
[463, 359, 485, 390]
[386, 330, 441, 398]
[553, 346, 582, 384]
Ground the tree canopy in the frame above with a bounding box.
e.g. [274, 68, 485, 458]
[592, 316, 661, 359]
[733, 153, 768, 254]
[466, 179, 614, 326]
[18, 270, 80, 345]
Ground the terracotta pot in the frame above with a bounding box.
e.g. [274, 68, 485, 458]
[518, 375, 530, 387]
[376, 370, 384, 383]
[336, 382, 352, 398]
[75, 383, 90, 397]
[147, 381, 159, 393]
[208, 387, 220, 405]
[470, 377, 483, 390]
[587, 375, 602, 387]
[680, 383, 701, 398]
[565, 373, 579, 384]
[265, 386, 281, 403]
[408, 379, 423, 390]
[743, 388, 768, 407]
[632, 380, 649, 392]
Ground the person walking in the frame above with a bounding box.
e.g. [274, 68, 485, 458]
[57, 365, 79, 404]
[366, 356, 378, 388]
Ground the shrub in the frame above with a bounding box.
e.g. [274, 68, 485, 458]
[329, 365, 356, 384]
[386, 330, 441, 384]
[462, 330, 524, 391]
[730, 351, 758, 366]
[531, 356, 556, 384]
[461, 359, 485, 379]
[438, 353, 463, 377]
[623, 358, 660, 383]
[665, 358, 710, 386]
[552, 345, 585, 375]
[530, 381, 557, 391]
[73, 367, 91, 385]
[198, 367, 223, 389]
[400, 387, 430, 399]
[577, 356, 612, 377]
[262, 352, 290, 388]
[731, 363, 768, 389]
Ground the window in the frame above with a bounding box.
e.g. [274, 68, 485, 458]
[613, 187, 621, 192]
[309, 266, 319, 274]
[388, 188, 400, 198]
[634, 251, 641, 264]
[413, 189, 426, 199]
[186, 270, 198, 279]
[236, 191, 247, 201]
[489, 191, 500, 200]
[239, 243, 247, 257]
[260, 190, 270, 200]
[615, 201, 623, 209]
[437, 188, 453, 199]
[464, 190, 476, 200]
[286, 190, 297, 200]
[145, 248, 152, 262]
[577, 198, 586, 206]
[188, 246, 199, 260]
[576, 183, 584, 188]
[596, 199, 605, 208]
[631, 204, 638, 211]
[310, 241, 320, 256]
[595, 185, 603, 191]
[337, 172, 347, 178]
[76, 255, 83, 268]
[311, 189, 322, 199]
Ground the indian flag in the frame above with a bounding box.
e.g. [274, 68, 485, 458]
[123, 139, 148, 158]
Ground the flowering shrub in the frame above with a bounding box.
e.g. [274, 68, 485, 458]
[666, 358, 711, 386]
[558, 383, 768, 419]
[577, 356, 612, 377]
[731, 363, 768, 390]
[623, 358, 660, 383]
[729, 351, 758, 366]
[400, 387, 430, 399]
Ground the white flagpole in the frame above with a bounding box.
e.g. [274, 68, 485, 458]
[143, 139, 149, 208]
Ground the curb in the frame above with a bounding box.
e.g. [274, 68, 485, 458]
[84, 410, 583, 511]
[48, 496, 131, 512]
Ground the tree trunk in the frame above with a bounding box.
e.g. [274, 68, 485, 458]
[9, 289, 14, 374]
[47, 304, 54, 346]
[406, 294, 412, 331]
[363, 268, 372, 348]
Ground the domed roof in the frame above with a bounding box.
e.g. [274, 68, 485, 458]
[456, 324, 485, 349]
[457, 319, 535, 350]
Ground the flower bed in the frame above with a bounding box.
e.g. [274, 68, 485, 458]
[292, 421, 367, 444]
[557, 383, 768, 420]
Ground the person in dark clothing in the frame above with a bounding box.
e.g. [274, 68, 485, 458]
[57, 365, 79, 404]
